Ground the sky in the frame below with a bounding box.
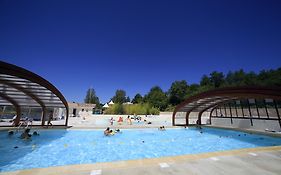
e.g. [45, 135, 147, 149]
[1, 0, 281, 103]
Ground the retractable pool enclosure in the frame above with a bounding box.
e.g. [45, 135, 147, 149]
[0, 61, 69, 126]
[173, 87, 281, 130]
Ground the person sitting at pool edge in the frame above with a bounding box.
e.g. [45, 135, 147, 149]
[20, 128, 32, 140]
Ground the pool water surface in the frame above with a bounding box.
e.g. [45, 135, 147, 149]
[0, 127, 281, 172]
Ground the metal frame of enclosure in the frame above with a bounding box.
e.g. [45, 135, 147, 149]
[172, 87, 281, 128]
[0, 61, 69, 126]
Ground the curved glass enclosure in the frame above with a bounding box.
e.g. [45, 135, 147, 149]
[0, 61, 69, 127]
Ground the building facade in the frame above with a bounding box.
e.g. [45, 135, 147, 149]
[68, 102, 96, 117]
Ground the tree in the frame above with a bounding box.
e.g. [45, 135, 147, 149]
[84, 88, 100, 106]
[268, 67, 281, 86]
[114, 103, 124, 114]
[200, 75, 211, 86]
[144, 86, 168, 111]
[168, 80, 189, 106]
[132, 93, 143, 104]
[210, 71, 224, 88]
[232, 69, 246, 86]
[244, 71, 258, 86]
[112, 89, 127, 104]
[225, 71, 235, 86]
[187, 83, 200, 96]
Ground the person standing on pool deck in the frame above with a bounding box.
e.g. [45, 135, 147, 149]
[110, 117, 114, 125]
[127, 116, 132, 125]
[117, 116, 123, 125]
[47, 112, 53, 127]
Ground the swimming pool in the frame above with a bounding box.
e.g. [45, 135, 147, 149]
[1, 127, 281, 172]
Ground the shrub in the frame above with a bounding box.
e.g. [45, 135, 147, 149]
[104, 103, 159, 115]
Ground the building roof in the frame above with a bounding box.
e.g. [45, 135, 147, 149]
[103, 103, 109, 108]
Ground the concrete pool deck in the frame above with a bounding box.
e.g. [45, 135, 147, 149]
[1, 146, 281, 175]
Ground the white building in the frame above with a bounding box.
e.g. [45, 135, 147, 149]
[68, 102, 96, 117]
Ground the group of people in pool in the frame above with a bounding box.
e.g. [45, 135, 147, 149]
[8, 128, 39, 140]
[104, 127, 122, 136]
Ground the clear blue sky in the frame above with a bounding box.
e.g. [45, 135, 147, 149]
[1, 0, 281, 103]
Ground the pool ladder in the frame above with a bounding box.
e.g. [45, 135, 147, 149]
[16, 122, 30, 133]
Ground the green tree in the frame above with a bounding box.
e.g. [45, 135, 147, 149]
[132, 93, 143, 104]
[232, 69, 246, 86]
[244, 71, 258, 85]
[268, 68, 281, 86]
[168, 80, 189, 105]
[144, 86, 168, 111]
[200, 75, 211, 86]
[112, 89, 127, 104]
[187, 83, 200, 96]
[114, 103, 124, 114]
[224, 71, 235, 86]
[84, 88, 100, 106]
[210, 71, 224, 88]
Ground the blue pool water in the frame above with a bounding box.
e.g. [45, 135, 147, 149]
[1, 127, 281, 172]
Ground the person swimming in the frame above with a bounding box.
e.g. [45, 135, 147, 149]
[159, 126, 166, 131]
[8, 130, 14, 135]
[115, 129, 121, 133]
[20, 128, 31, 140]
[33, 131, 39, 136]
[104, 127, 111, 136]
[104, 127, 115, 136]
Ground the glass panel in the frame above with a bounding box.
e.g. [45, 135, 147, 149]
[255, 99, 267, 118]
[0, 105, 16, 126]
[266, 99, 278, 119]
[217, 106, 224, 117]
[249, 99, 258, 118]
[241, 99, 250, 117]
[277, 100, 281, 119]
[225, 105, 231, 117]
[174, 112, 186, 125]
[235, 100, 243, 117]
[42, 107, 67, 126]
[230, 101, 237, 117]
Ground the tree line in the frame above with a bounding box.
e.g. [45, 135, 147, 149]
[85, 67, 281, 112]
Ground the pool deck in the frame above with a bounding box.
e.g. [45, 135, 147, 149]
[1, 146, 281, 175]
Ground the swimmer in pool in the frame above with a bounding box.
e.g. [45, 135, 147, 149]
[20, 128, 31, 140]
[104, 127, 111, 136]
